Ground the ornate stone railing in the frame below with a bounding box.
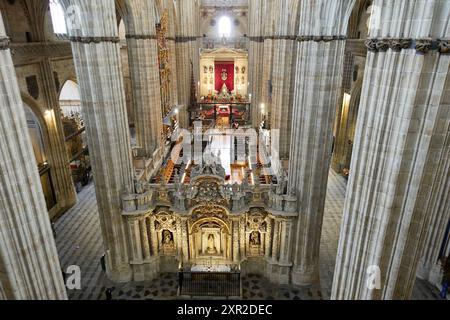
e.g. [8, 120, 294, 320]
[202, 36, 248, 50]
[137, 181, 297, 217]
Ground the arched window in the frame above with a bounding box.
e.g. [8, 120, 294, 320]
[50, 0, 67, 34]
[59, 80, 81, 116]
[218, 16, 231, 38]
[118, 19, 126, 41]
[24, 104, 46, 165]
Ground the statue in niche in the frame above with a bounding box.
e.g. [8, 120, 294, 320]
[162, 230, 174, 245]
[270, 181, 276, 194]
[203, 66, 208, 74]
[173, 169, 181, 192]
[221, 69, 228, 81]
[250, 231, 260, 246]
[206, 234, 217, 254]
[134, 177, 144, 194]
[218, 83, 230, 100]
[161, 229, 175, 254]
[276, 170, 287, 195]
[242, 171, 249, 190]
[232, 182, 240, 194]
[241, 66, 246, 74]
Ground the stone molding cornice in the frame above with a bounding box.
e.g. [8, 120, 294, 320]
[10, 42, 73, 65]
[438, 39, 450, 55]
[69, 36, 121, 44]
[265, 35, 298, 41]
[247, 35, 347, 42]
[298, 35, 347, 42]
[365, 38, 450, 55]
[247, 36, 264, 42]
[175, 36, 201, 42]
[125, 34, 158, 40]
[0, 37, 11, 50]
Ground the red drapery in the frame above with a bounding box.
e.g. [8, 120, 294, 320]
[215, 62, 234, 92]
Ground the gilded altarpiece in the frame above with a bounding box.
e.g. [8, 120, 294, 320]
[122, 164, 297, 283]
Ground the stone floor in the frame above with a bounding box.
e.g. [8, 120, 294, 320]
[54, 171, 442, 300]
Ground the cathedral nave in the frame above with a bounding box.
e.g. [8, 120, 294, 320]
[0, 0, 449, 302]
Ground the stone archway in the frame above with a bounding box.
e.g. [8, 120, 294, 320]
[188, 205, 232, 265]
[21, 91, 77, 217]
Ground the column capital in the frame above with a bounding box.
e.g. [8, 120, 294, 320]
[125, 34, 158, 40]
[297, 35, 347, 42]
[69, 36, 120, 44]
[0, 36, 10, 50]
[364, 37, 450, 55]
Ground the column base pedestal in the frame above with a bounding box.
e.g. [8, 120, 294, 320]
[265, 260, 292, 285]
[291, 265, 320, 286]
[131, 257, 160, 282]
[417, 262, 444, 289]
[106, 264, 133, 283]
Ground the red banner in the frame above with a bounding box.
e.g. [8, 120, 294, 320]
[215, 62, 234, 93]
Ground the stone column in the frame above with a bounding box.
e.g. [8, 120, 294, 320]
[149, 215, 159, 255]
[140, 217, 151, 260]
[124, 0, 163, 157]
[232, 219, 240, 263]
[127, 218, 143, 263]
[61, 0, 135, 282]
[239, 216, 246, 260]
[279, 219, 293, 265]
[417, 162, 450, 287]
[248, 0, 265, 128]
[269, 0, 300, 160]
[175, 0, 199, 128]
[0, 12, 67, 299]
[332, 0, 450, 300]
[331, 77, 363, 174]
[265, 218, 272, 259]
[40, 58, 77, 215]
[260, 0, 276, 126]
[180, 218, 189, 262]
[289, 0, 355, 286]
[163, 0, 179, 106]
[271, 219, 280, 262]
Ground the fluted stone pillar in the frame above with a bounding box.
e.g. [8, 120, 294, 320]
[140, 217, 151, 261]
[260, 0, 276, 126]
[265, 218, 272, 258]
[233, 219, 240, 263]
[61, 0, 135, 282]
[417, 163, 450, 287]
[163, 0, 179, 106]
[127, 218, 143, 263]
[239, 217, 246, 260]
[149, 215, 159, 255]
[124, 0, 163, 156]
[332, 0, 450, 300]
[279, 219, 293, 265]
[289, 0, 355, 286]
[248, 0, 265, 128]
[331, 77, 363, 174]
[175, 0, 199, 128]
[270, 0, 300, 159]
[181, 219, 189, 262]
[271, 219, 280, 262]
[40, 58, 77, 215]
[0, 13, 67, 299]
